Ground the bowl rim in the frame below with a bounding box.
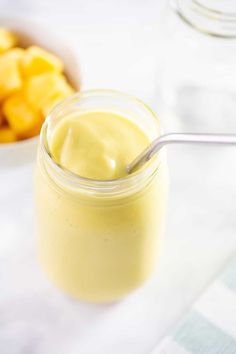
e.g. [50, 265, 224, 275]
[0, 135, 39, 149]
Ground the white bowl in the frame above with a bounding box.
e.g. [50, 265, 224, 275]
[0, 17, 81, 168]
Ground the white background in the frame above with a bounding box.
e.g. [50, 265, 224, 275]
[1, 1, 236, 353]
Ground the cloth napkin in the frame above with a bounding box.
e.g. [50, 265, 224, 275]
[152, 258, 236, 354]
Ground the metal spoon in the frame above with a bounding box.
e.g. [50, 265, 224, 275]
[126, 133, 236, 174]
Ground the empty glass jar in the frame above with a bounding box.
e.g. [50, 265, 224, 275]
[158, 0, 236, 132]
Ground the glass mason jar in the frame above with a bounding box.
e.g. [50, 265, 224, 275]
[158, 0, 236, 132]
[34, 90, 168, 303]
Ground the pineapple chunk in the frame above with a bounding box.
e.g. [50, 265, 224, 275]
[42, 94, 68, 116]
[22, 46, 63, 76]
[20, 114, 45, 139]
[3, 92, 41, 136]
[0, 127, 17, 143]
[0, 48, 24, 100]
[0, 28, 17, 53]
[24, 72, 74, 112]
[0, 108, 6, 126]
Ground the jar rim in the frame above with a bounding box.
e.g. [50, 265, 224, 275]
[39, 89, 163, 195]
[172, 0, 236, 38]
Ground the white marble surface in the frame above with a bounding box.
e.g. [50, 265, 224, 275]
[1, 1, 236, 353]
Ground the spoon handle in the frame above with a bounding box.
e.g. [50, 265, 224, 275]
[126, 133, 236, 174]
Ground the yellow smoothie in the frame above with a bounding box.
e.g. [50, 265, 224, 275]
[35, 91, 168, 302]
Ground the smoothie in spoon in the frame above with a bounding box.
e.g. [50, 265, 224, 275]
[49, 110, 150, 180]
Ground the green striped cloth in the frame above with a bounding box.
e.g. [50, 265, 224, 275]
[152, 259, 236, 354]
